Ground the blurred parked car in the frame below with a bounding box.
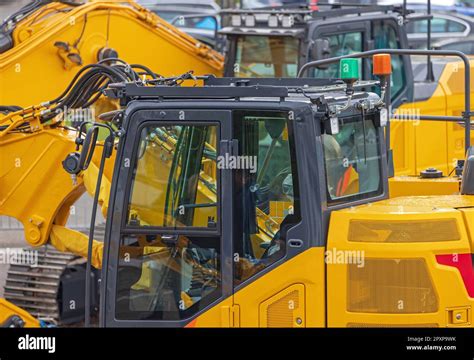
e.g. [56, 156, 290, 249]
[380, 0, 474, 16]
[405, 12, 474, 49]
[137, 0, 220, 49]
[432, 35, 474, 54]
[241, 0, 377, 9]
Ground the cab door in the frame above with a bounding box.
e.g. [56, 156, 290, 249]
[230, 109, 326, 328]
[101, 107, 233, 327]
[309, 20, 370, 79]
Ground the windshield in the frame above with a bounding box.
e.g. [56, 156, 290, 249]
[234, 35, 299, 77]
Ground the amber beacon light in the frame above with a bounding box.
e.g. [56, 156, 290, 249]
[373, 53, 392, 76]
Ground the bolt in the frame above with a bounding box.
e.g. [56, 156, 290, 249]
[296, 317, 302, 325]
[456, 313, 462, 320]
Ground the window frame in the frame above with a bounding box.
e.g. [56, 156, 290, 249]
[122, 120, 222, 236]
[322, 114, 384, 207]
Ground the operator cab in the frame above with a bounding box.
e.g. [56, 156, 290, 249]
[99, 76, 388, 327]
[220, 4, 419, 107]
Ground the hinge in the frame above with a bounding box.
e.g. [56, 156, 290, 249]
[232, 304, 240, 328]
[221, 304, 240, 328]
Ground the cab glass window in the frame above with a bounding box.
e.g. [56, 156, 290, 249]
[117, 122, 221, 321]
[233, 111, 300, 285]
[373, 22, 406, 98]
[116, 234, 221, 320]
[322, 116, 382, 204]
[126, 124, 218, 229]
[234, 35, 299, 77]
[310, 32, 363, 79]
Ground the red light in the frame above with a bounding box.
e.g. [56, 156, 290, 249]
[436, 253, 474, 297]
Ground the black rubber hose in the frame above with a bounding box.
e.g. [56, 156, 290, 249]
[82, 82, 110, 108]
[48, 63, 127, 104]
[69, 73, 106, 108]
[54, 69, 116, 110]
[52, 70, 104, 109]
[1, 0, 42, 31]
[130, 64, 160, 80]
[0, 105, 23, 113]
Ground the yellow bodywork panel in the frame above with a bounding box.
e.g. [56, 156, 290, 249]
[459, 208, 474, 251]
[0, 126, 112, 268]
[0, 0, 223, 107]
[327, 195, 474, 327]
[373, 194, 474, 209]
[185, 297, 235, 328]
[389, 176, 461, 198]
[392, 60, 474, 178]
[192, 247, 326, 328]
[50, 224, 104, 269]
[0, 299, 40, 328]
[0, 128, 84, 246]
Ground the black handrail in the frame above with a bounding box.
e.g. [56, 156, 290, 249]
[298, 48, 472, 152]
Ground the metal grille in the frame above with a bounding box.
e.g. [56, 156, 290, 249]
[266, 290, 299, 327]
[348, 219, 460, 243]
[347, 258, 438, 313]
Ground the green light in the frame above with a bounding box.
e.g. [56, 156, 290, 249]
[340, 58, 360, 81]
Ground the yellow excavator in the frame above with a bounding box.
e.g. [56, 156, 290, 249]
[0, 0, 224, 325]
[0, 0, 223, 107]
[219, 3, 474, 197]
[1, 53, 474, 327]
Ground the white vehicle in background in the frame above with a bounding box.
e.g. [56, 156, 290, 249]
[379, 0, 474, 16]
[137, 0, 221, 49]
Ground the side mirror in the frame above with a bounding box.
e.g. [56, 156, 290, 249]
[79, 126, 100, 170]
[310, 38, 331, 70]
[63, 125, 99, 175]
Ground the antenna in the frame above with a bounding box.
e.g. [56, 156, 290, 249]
[426, 0, 434, 81]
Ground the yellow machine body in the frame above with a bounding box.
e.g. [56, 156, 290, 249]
[0, 0, 223, 256]
[0, 0, 223, 271]
[189, 195, 474, 327]
[2, 110, 474, 327]
[1, 8, 473, 325]
[0, 298, 40, 327]
[389, 59, 474, 196]
[0, 0, 223, 107]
